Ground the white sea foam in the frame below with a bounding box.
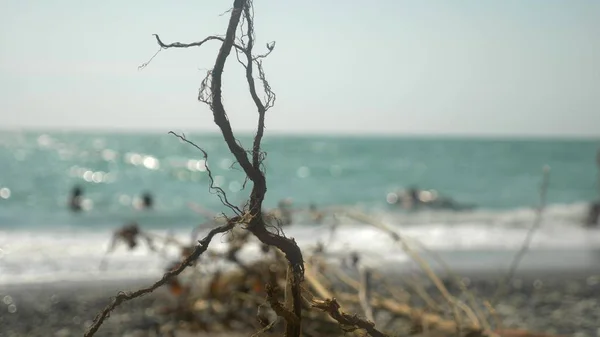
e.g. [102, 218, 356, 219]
[1, 202, 599, 285]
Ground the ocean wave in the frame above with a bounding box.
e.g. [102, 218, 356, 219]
[1, 202, 599, 284]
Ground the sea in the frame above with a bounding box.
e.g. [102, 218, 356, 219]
[1, 130, 599, 285]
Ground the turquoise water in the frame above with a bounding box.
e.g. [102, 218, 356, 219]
[1, 130, 600, 284]
[0, 131, 598, 229]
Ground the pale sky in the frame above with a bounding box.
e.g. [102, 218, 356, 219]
[1, 0, 599, 137]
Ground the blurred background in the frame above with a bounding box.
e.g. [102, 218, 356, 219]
[1, 0, 600, 336]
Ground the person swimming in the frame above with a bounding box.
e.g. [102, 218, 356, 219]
[133, 191, 154, 210]
[390, 186, 475, 211]
[69, 185, 83, 212]
[141, 192, 153, 210]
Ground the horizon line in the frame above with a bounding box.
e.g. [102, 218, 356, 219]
[1, 126, 599, 141]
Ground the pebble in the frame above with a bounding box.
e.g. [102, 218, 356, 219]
[54, 328, 71, 337]
[2, 273, 600, 336]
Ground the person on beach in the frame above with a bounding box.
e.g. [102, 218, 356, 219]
[69, 185, 83, 212]
[585, 202, 600, 227]
[106, 222, 156, 252]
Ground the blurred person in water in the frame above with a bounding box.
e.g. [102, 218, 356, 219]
[69, 185, 83, 212]
[133, 191, 154, 210]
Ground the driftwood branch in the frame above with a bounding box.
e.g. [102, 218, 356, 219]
[266, 283, 300, 326]
[311, 298, 389, 337]
[84, 219, 237, 336]
[142, 0, 303, 335]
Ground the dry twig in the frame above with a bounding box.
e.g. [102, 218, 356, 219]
[84, 219, 237, 336]
[492, 166, 551, 306]
[311, 298, 389, 337]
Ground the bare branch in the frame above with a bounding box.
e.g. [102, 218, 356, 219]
[138, 47, 163, 70]
[84, 219, 237, 337]
[169, 131, 243, 215]
[254, 41, 276, 61]
[153, 33, 246, 54]
[218, 7, 234, 17]
[311, 298, 390, 337]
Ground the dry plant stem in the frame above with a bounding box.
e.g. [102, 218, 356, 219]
[311, 298, 389, 337]
[408, 238, 489, 328]
[84, 221, 236, 337]
[340, 210, 481, 329]
[493, 167, 550, 306]
[169, 131, 242, 215]
[358, 268, 375, 322]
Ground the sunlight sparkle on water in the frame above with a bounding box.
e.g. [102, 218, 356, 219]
[83, 171, 94, 182]
[220, 158, 233, 170]
[297, 166, 310, 178]
[187, 159, 207, 172]
[91, 171, 104, 183]
[37, 134, 53, 147]
[143, 156, 160, 170]
[214, 175, 225, 187]
[386, 192, 398, 204]
[101, 149, 117, 162]
[229, 180, 241, 192]
[0, 187, 10, 199]
[125, 152, 143, 166]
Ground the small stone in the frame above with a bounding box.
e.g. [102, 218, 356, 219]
[551, 309, 563, 320]
[54, 328, 70, 337]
